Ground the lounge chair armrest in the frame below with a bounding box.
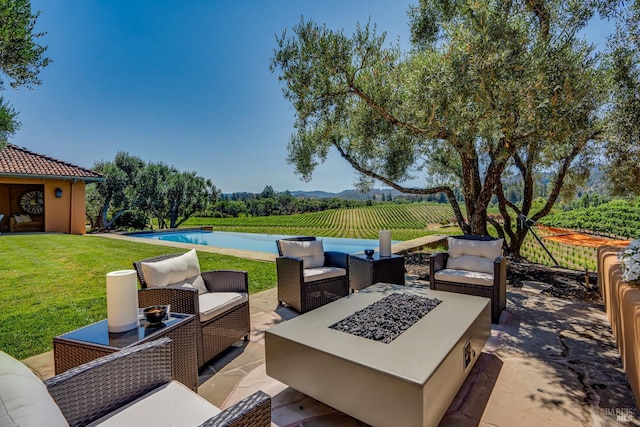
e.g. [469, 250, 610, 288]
[46, 338, 173, 427]
[202, 270, 249, 293]
[198, 390, 271, 427]
[430, 252, 448, 273]
[276, 256, 304, 286]
[277, 255, 304, 264]
[138, 287, 199, 315]
[494, 256, 507, 286]
[324, 251, 348, 269]
[429, 252, 448, 288]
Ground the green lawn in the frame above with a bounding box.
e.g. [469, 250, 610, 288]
[0, 234, 276, 360]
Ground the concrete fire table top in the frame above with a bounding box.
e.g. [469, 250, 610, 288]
[265, 283, 491, 426]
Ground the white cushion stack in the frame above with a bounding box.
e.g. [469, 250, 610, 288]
[434, 237, 504, 286]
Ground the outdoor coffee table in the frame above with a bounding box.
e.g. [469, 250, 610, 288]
[348, 253, 405, 291]
[265, 283, 490, 427]
[53, 312, 198, 390]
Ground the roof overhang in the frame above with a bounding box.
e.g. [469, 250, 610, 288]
[0, 173, 104, 182]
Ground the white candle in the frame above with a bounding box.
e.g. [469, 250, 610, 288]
[379, 230, 392, 257]
[106, 270, 140, 333]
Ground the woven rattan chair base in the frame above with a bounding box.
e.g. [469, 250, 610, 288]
[431, 280, 504, 323]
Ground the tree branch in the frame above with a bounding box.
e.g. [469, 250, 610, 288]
[495, 179, 517, 246]
[530, 139, 586, 223]
[346, 80, 431, 136]
[333, 143, 470, 233]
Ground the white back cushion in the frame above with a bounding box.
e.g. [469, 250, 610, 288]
[447, 255, 494, 274]
[279, 239, 325, 269]
[0, 351, 68, 426]
[141, 249, 201, 288]
[448, 237, 503, 259]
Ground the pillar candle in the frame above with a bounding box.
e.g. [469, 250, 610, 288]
[106, 270, 140, 333]
[379, 230, 392, 257]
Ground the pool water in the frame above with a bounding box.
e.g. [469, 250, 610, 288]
[130, 230, 398, 254]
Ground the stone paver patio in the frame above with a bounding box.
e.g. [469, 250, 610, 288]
[23, 273, 640, 426]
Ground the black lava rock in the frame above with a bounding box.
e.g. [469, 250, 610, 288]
[329, 293, 441, 343]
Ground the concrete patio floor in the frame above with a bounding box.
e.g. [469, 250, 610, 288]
[23, 273, 640, 426]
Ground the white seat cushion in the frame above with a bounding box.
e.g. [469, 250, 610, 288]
[279, 240, 325, 269]
[434, 269, 494, 287]
[198, 292, 248, 322]
[0, 351, 68, 427]
[140, 249, 201, 288]
[90, 381, 221, 426]
[303, 267, 347, 283]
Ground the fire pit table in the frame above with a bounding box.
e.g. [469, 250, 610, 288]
[265, 283, 490, 427]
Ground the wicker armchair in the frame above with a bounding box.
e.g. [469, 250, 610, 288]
[276, 236, 349, 313]
[133, 252, 251, 369]
[429, 235, 506, 323]
[41, 338, 271, 427]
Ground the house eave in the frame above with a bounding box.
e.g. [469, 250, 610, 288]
[0, 173, 104, 182]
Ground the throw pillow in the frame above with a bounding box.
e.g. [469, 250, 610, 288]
[279, 239, 325, 269]
[173, 275, 207, 295]
[448, 237, 503, 259]
[140, 249, 201, 288]
[13, 214, 23, 224]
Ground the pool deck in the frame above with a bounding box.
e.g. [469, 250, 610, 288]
[29, 232, 635, 424]
[89, 232, 448, 262]
[23, 272, 639, 426]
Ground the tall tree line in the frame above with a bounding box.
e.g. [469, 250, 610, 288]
[86, 152, 219, 231]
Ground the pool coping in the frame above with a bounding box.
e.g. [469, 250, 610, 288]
[87, 231, 447, 262]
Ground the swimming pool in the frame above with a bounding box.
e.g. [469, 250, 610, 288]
[130, 230, 398, 254]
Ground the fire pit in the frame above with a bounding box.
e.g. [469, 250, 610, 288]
[265, 283, 490, 427]
[330, 293, 441, 343]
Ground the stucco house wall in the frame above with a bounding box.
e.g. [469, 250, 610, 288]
[0, 144, 103, 234]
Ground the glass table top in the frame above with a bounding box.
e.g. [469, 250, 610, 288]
[59, 312, 190, 348]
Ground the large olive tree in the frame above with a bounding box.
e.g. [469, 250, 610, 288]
[0, 0, 50, 145]
[603, 3, 640, 196]
[134, 162, 219, 229]
[86, 151, 145, 231]
[271, 0, 620, 256]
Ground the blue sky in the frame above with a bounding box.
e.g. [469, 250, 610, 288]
[7, 1, 613, 194]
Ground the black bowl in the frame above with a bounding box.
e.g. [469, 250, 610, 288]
[143, 305, 168, 324]
[364, 249, 375, 258]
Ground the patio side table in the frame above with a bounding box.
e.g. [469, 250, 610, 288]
[348, 253, 405, 291]
[53, 312, 198, 390]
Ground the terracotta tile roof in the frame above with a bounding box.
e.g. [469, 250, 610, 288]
[0, 143, 103, 181]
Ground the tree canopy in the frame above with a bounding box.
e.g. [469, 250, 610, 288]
[0, 0, 50, 145]
[86, 152, 220, 231]
[271, 0, 637, 255]
[603, 3, 640, 196]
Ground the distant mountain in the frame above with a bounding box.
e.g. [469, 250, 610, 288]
[229, 164, 609, 202]
[289, 190, 337, 199]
